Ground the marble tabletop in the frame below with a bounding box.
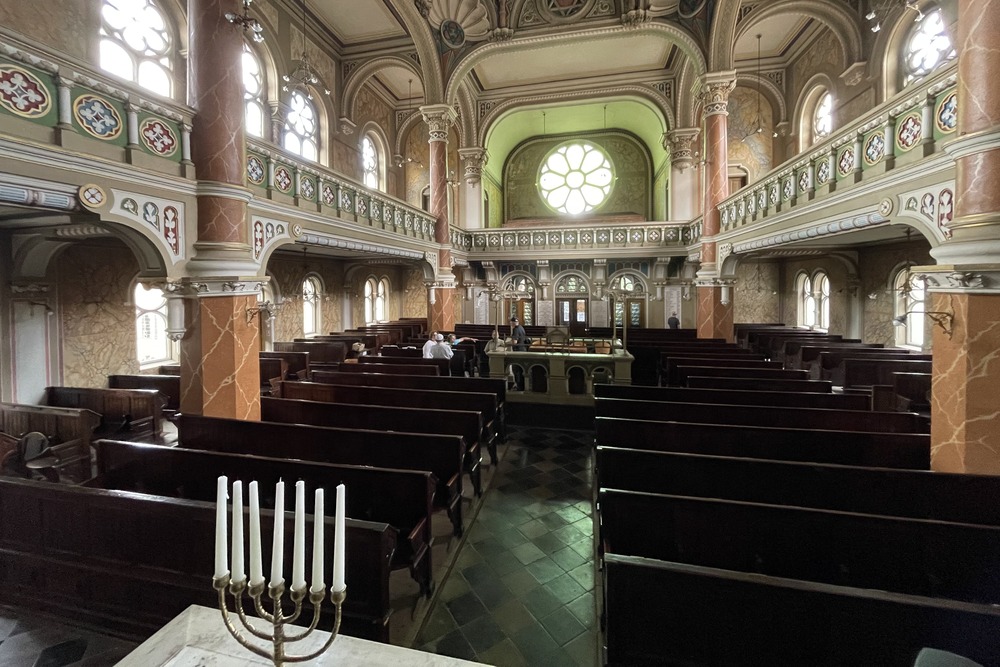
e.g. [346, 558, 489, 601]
[118, 605, 487, 666]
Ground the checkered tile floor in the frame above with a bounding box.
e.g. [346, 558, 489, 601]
[0, 613, 136, 667]
[415, 426, 598, 666]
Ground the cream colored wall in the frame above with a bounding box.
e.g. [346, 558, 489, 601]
[0, 0, 99, 64]
[267, 253, 344, 339]
[858, 239, 933, 346]
[56, 241, 140, 387]
[402, 268, 426, 318]
[727, 86, 774, 183]
[733, 261, 781, 324]
[780, 257, 851, 333]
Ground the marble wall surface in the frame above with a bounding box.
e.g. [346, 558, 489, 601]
[858, 240, 933, 346]
[267, 253, 343, 339]
[733, 261, 781, 324]
[402, 268, 426, 319]
[57, 242, 140, 388]
[727, 87, 774, 183]
[1, 0, 97, 64]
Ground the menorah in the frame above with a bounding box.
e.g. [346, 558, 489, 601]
[213, 477, 347, 666]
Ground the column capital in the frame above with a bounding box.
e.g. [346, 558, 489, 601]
[699, 71, 737, 118]
[663, 127, 700, 169]
[458, 147, 489, 184]
[420, 104, 457, 142]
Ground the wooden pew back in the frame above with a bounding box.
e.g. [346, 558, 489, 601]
[260, 350, 310, 379]
[337, 362, 439, 376]
[0, 403, 101, 478]
[107, 374, 180, 413]
[594, 384, 872, 410]
[359, 355, 451, 376]
[687, 376, 834, 392]
[274, 341, 347, 364]
[45, 386, 164, 438]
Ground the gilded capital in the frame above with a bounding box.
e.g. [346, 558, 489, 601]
[420, 104, 457, 143]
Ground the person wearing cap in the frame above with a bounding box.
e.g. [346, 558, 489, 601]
[509, 316, 527, 352]
[427, 332, 454, 360]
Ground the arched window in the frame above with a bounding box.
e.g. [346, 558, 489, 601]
[902, 8, 955, 86]
[363, 276, 389, 324]
[609, 273, 646, 328]
[242, 43, 266, 139]
[812, 91, 833, 143]
[538, 141, 614, 215]
[134, 283, 175, 367]
[283, 91, 318, 161]
[302, 276, 321, 337]
[798, 271, 830, 329]
[362, 134, 381, 190]
[894, 269, 926, 346]
[100, 0, 173, 97]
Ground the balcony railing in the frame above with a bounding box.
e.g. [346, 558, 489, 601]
[717, 65, 958, 233]
[459, 221, 693, 256]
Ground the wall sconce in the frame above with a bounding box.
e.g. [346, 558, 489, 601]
[681, 284, 691, 301]
[720, 284, 731, 306]
[164, 291, 186, 342]
[27, 301, 55, 317]
[868, 291, 879, 301]
[246, 300, 278, 325]
[892, 310, 954, 339]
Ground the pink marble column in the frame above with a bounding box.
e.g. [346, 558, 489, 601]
[696, 74, 736, 341]
[923, 0, 1000, 472]
[422, 105, 457, 333]
[182, 0, 260, 419]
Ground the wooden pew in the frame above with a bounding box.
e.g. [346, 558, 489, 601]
[596, 446, 1000, 526]
[595, 417, 930, 469]
[336, 362, 439, 376]
[45, 386, 165, 439]
[662, 357, 783, 386]
[260, 396, 483, 500]
[274, 341, 347, 365]
[594, 384, 872, 410]
[87, 439, 437, 597]
[156, 363, 181, 375]
[107, 374, 180, 415]
[600, 488, 1000, 605]
[0, 477, 396, 641]
[687, 376, 834, 392]
[677, 365, 810, 386]
[819, 349, 929, 385]
[894, 372, 931, 413]
[0, 402, 101, 480]
[604, 554, 1000, 667]
[260, 350, 310, 380]
[309, 371, 507, 442]
[379, 345, 423, 358]
[259, 357, 287, 395]
[274, 381, 501, 465]
[843, 358, 934, 390]
[792, 342, 887, 376]
[595, 398, 929, 433]
[358, 355, 451, 376]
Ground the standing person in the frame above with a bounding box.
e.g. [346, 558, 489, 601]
[509, 316, 527, 351]
[422, 331, 438, 358]
[667, 312, 680, 329]
[427, 333, 454, 359]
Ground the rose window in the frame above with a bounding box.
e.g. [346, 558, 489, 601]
[538, 142, 614, 215]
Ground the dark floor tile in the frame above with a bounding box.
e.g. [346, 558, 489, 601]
[555, 506, 588, 524]
[471, 577, 513, 608]
[547, 573, 588, 605]
[533, 532, 568, 555]
[35, 637, 87, 667]
[551, 523, 588, 546]
[416, 605, 459, 645]
[538, 512, 569, 530]
[539, 606, 587, 646]
[496, 527, 530, 549]
[510, 541, 546, 565]
[460, 614, 507, 654]
[428, 628, 478, 661]
[526, 556, 565, 584]
[551, 545, 588, 571]
[568, 563, 595, 591]
[522, 586, 562, 619]
[566, 591, 596, 629]
[446, 591, 489, 626]
[462, 561, 498, 587]
[511, 623, 560, 663]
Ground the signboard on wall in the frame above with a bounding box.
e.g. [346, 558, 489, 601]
[663, 287, 683, 327]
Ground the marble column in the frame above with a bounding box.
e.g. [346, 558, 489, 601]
[459, 147, 488, 230]
[421, 104, 458, 333]
[695, 73, 736, 341]
[183, 0, 261, 419]
[664, 128, 700, 221]
[925, 0, 1000, 473]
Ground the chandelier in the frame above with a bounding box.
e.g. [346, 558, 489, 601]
[282, 0, 324, 99]
[866, 0, 923, 33]
[395, 79, 424, 167]
[225, 0, 264, 43]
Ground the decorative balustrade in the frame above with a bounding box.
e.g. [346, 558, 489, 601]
[461, 222, 692, 256]
[717, 65, 958, 233]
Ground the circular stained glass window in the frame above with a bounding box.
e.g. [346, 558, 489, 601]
[538, 142, 614, 215]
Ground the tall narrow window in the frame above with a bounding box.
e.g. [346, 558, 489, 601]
[134, 283, 174, 366]
[816, 272, 830, 330]
[894, 269, 926, 346]
[283, 91, 318, 161]
[302, 276, 321, 337]
[903, 8, 955, 86]
[100, 0, 173, 97]
[376, 278, 388, 322]
[242, 43, 266, 139]
[362, 135, 380, 190]
[812, 91, 833, 143]
[799, 273, 815, 327]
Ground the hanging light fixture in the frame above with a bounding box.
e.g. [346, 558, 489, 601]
[866, 0, 923, 33]
[395, 78, 423, 167]
[742, 34, 766, 143]
[225, 0, 264, 43]
[282, 0, 323, 99]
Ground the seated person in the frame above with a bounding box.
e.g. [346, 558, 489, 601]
[447, 333, 478, 346]
[421, 331, 439, 358]
[427, 333, 454, 359]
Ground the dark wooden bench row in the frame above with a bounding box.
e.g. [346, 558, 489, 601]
[678, 365, 809, 386]
[687, 376, 834, 392]
[661, 356, 781, 386]
[45, 386, 164, 439]
[604, 554, 1000, 667]
[108, 374, 180, 413]
[0, 402, 101, 480]
[595, 398, 929, 434]
[0, 477, 396, 641]
[594, 384, 872, 410]
[595, 417, 930, 469]
[86, 439, 436, 597]
[336, 361, 440, 376]
[359, 355, 452, 377]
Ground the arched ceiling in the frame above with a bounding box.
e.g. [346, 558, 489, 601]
[483, 99, 668, 182]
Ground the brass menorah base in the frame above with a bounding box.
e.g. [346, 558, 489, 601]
[214, 575, 346, 665]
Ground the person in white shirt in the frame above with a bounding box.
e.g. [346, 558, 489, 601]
[421, 331, 438, 358]
[427, 333, 454, 359]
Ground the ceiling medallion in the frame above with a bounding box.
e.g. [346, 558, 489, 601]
[440, 20, 466, 48]
[539, 0, 594, 23]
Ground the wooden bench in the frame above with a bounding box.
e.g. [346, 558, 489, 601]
[894, 372, 932, 413]
[359, 355, 451, 376]
[662, 357, 782, 386]
[600, 488, 1000, 605]
[792, 343, 888, 376]
[88, 439, 437, 597]
[687, 376, 834, 392]
[260, 350, 310, 379]
[594, 384, 872, 410]
[819, 350, 929, 385]
[596, 446, 1000, 526]
[309, 371, 507, 442]
[107, 374, 181, 415]
[260, 396, 482, 501]
[336, 362, 440, 376]
[604, 554, 1000, 667]
[843, 357, 934, 390]
[0, 402, 101, 480]
[677, 365, 810, 386]
[274, 341, 347, 365]
[595, 417, 930, 468]
[0, 477, 396, 641]
[274, 381, 501, 465]
[45, 386, 165, 439]
[595, 398, 929, 433]
[379, 345, 423, 358]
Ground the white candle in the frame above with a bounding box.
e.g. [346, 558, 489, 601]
[310, 488, 325, 593]
[333, 484, 346, 592]
[292, 480, 307, 592]
[214, 476, 228, 580]
[270, 479, 285, 587]
[248, 481, 264, 587]
[231, 480, 245, 584]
